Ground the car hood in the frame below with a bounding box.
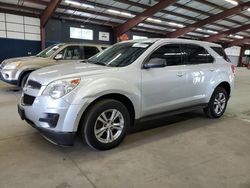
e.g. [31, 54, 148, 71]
[29, 62, 118, 85]
[1, 56, 47, 68]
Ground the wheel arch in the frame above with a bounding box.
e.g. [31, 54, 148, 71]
[77, 93, 136, 133]
[216, 81, 231, 97]
[17, 69, 35, 87]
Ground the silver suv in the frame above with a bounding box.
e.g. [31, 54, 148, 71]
[18, 39, 235, 150]
[0, 43, 105, 88]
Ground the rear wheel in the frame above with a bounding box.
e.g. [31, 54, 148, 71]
[204, 87, 228, 118]
[81, 99, 130, 150]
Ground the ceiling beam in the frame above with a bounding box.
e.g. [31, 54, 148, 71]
[114, 0, 250, 36]
[0, 7, 40, 18]
[115, 0, 177, 36]
[224, 38, 250, 48]
[0, 2, 42, 14]
[196, 0, 250, 22]
[167, 1, 250, 38]
[172, 3, 247, 31]
[205, 23, 250, 42]
[21, 0, 231, 38]
[0, 1, 172, 35]
[113, 0, 201, 22]
[23, 0, 250, 39]
[40, 0, 62, 27]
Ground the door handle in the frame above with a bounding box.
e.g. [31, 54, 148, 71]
[177, 72, 184, 77]
[209, 69, 215, 72]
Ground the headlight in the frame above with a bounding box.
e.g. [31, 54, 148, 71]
[4, 61, 21, 69]
[43, 78, 81, 99]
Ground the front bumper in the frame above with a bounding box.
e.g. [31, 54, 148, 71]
[18, 104, 76, 146]
[0, 72, 18, 85]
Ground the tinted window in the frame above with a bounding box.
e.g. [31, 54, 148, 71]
[84, 46, 99, 59]
[211, 47, 230, 62]
[58, 46, 81, 60]
[182, 44, 214, 64]
[149, 44, 182, 66]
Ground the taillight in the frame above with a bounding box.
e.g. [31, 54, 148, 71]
[231, 64, 236, 74]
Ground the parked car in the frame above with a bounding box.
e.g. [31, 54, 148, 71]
[18, 38, 235, 150]
[0, 43, 106, 88]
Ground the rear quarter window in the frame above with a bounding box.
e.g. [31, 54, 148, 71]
[181, 44, 214, 64]
[211, 47, 231, 62]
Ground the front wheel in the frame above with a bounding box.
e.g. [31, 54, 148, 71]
[81, 99, 130, 150]
[204, 87, 228, 118]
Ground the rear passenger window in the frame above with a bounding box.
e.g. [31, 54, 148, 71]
[182, 44, 214, 64]
[84, 46, 99, 59]
[211, 47, 231, 62]
[149, 44, 182, 66]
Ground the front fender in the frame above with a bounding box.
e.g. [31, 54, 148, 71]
[69, 77, 141, 119]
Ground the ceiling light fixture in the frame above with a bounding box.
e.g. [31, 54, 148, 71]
[196, 28, 203, 31]
[229, 34, 244, 39]
[146, 18, 162, 23]
[120, 12, 133, 17]
[81, 3, 94, 9]
[168, 22, 184, 28]
[206, 30, 218, 34]
[65, 0, 94, 8]
[107, 9, 133, 17]
[224, 0, 239, 6]
[65, 0, 80, 6]
[108, 9, 120, 14]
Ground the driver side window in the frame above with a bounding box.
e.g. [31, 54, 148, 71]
[149, 44, 182, 66]
[57, 46, 81, 60]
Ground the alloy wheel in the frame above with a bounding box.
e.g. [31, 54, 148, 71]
[213, 92, 226, 115]
[94, 109, 124, 144]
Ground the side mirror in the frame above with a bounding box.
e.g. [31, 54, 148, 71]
[143, 58, 167, 69]
[54, 54, 63, 60]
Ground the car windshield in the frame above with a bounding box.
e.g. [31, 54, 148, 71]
[36, 44, 64, 58]
[88, 42, 152, 67]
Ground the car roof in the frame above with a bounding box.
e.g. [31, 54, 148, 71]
[55, 43, 110, 47]
[125, 38, 221, 47]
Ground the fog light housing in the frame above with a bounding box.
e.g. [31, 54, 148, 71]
[39, 113, 59, 128]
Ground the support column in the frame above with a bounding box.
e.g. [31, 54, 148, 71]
[238, 46, 246, 67]
[41, 27, 45, 50]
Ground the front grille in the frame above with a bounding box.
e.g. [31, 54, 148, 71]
[23, 94, 36, 106]
[27, 80, 41, 89]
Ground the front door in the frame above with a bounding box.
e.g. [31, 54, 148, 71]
[141, 44, 188, 117]
[54, 45, 82, 64]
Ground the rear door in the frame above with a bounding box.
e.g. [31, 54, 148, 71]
[181, 44, 216, 104]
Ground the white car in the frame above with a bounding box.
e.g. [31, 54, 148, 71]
[18, 38, 235, 150]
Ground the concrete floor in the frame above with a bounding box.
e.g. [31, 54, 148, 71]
[0, 68, 249, 188]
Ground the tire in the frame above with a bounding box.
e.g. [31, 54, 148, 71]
[204, 87, 228, 118]
[81, 99, 130, 150]
[20, 73, 30, 88]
